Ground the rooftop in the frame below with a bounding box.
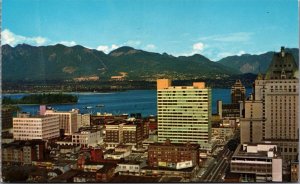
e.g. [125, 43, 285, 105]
[50, 169, 81, 182]
[111, 175, 161, 183]
[118, 160, 143, 165]
[149, 141, 200, 149]
[232, 144, 280, 159]
[142, 165, 196, 172]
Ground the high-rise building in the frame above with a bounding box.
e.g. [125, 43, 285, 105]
[240, 47, 299, 167]
[13, 115, 60, 140]
[157, 79, 211, 148]
[45, 109, 78, 135]
[231, 79, 246, 104]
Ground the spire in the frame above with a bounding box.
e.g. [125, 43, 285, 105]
[281, 46, 285, 57]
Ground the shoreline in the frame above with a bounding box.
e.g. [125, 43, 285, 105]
[5, 102, 77, 106]
[2, 87, 235, 95]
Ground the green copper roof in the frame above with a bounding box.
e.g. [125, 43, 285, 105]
[265, 47, 298, 80]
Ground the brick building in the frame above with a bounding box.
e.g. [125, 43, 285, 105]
[105, 121, 144, 148]
[148, 140, 199, 169]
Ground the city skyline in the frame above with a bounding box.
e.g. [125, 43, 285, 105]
[2, 0, 298, 60]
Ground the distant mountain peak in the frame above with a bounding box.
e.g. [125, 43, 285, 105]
[109, 46, 141, 57]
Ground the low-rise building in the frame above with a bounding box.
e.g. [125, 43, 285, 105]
[103, 145, 131, 160]
[291, 162, 299, 182]
[73, 172, 96, 182]
[72, 129, 102, 148]
[212, 126, 235, 144]
[230, 143, 282, 182]
[2, 140, 46, 165]
[141, 166, 198, 179]
[105, 121, 144, 148]
[117, 160, 145, 176]
[95, 163, 117, 182]
[148, 140, 199, 169]
[50, 169, 81, 183]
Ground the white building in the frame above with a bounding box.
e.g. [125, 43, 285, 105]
[72, 129, 102, 148]
[231, 143, 282, 182]
[157, 79, 211, 149]
[45, 110, 78, 135]
[77, 113, 91, 129]
[13, 115, 60, 140]
[117, 161, 144, 175]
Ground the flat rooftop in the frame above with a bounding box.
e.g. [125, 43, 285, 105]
[111, 175, 161, 183]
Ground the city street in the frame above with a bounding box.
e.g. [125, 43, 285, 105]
[198, 147, 234, 182]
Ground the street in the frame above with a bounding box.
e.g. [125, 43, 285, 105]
[197, 146, 234, 182]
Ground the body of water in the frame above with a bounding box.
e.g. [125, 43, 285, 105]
[3, 88, 252, 116]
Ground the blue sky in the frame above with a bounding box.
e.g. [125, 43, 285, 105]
[2, 0, 298, 60]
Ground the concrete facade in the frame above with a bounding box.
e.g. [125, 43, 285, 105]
[157, 79, 211, 149]
[13, 115, 59, 140]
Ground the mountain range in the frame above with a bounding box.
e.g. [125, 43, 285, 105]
[2, 44, 298, 82]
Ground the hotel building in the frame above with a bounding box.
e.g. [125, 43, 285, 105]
[157, 79, 211, 148]
[13, 115, 59, 140]
[240, 47, 299, 167]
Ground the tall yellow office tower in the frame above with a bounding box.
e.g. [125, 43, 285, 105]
[157, 79, 212, 149]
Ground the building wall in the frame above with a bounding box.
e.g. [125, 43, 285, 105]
[148, 142, 199, 168]
[105, 123, 143, 146]
[45, 110, 78, 135]
[72, 130, 102, 147]
[264, 80, 298, 140]
[13, 115, 59, 140]
[231, 80, 246, 104]
[77, 114, 91, 129]
[231, 143, 282, 182]
[157, 80, 211, 146]
[250, 79, 299, 162]
[291, 162, 299, 182]
[2, 108, 13, 130]
[2, 141, 45, 165]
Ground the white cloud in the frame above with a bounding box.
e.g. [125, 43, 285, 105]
[172, 42, 206, 57]
[144, 44, 156, 51]
[111, 44, 119, 50]
[1, 29, 81, 48]
[124, 40, 141, 47]
[193, 42, 204, 51]
[199, 32, 253, 42]
[2, 29, 48, 46]
[96, 44, 120, 53]
[97, 45, 110, 53]
[59, 41, 77, 46]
